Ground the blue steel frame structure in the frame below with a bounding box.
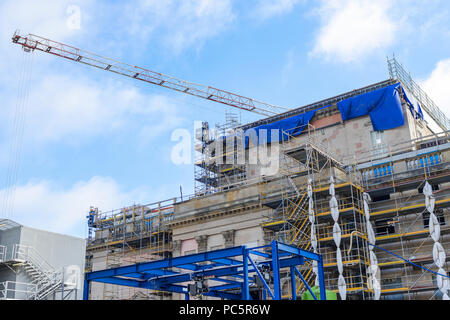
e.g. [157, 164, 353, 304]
[83, 241, 326, 300]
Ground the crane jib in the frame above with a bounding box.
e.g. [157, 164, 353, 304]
[11, 32, 289, 117]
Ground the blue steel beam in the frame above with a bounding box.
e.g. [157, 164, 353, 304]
[277, 242, 321, 261]
[294, 267, 317, 300]
[144, 256, 304, 286]
[211, 258, 241, 265]
[86, 245, 245, 281]
[84, 241, 320, 301]
[83, 279, 90, 300]
[271, 241, 281, 300]
[211, 277, 241, 285]
[248, 255, 275, 300]
[209, 283, 241, 291]
[242, 247, 250, 300]
[290, 267, 297, 300]
[247, 250, 271, 259]
[317, 255, 327, 300]
[93, 277, 143, 288]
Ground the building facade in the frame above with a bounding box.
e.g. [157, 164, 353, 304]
[85, 60, 450, 300]
[0, 219, 86, 300]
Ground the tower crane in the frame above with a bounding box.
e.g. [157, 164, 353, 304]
[11, 31, 290, 117]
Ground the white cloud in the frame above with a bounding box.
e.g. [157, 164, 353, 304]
[254, 0, 301, 20]
[0, 74, 185, 146]
[124, 0, 236, 53]
[310, 0, 397, 63]
[420, 58, 450, 119]
[1, 176, 155, 236]
[0, 0, 89, 41]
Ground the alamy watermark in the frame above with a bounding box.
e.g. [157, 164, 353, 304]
[66, 5, 81, 30]
[171, 121, 281, 177]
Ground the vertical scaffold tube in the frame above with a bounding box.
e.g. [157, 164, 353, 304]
[308, 178, 319, 287]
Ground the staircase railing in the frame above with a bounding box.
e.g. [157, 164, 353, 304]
[278, 189, 317, 295]
[11, 244, 63, 300]
[0, 281, 37, 300]
[0, 245, 6, 263]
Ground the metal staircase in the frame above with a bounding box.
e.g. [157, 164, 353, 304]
[0, 244, 63, 300]
[277, 191, 316, 295]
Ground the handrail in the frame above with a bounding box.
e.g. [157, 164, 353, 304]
[0, 245, 6, 263]
[11, 244, 63, 300]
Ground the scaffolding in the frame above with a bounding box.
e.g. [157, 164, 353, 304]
[387, 55, 450, 132]
[345, 130, 450, 299]
[194, 111, 244, 196]
[86, 199, 175, 300]
[85, 106, 450, 300]
[257, 123, 372, 299]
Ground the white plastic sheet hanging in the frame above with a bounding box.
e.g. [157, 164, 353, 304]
[437, 268, 447, 291]
[336, 247, 343, 274]
[426, 196, 436, 214]
[429, 213, 441, 243]
[370, 251, 378, 266]
[367, 222, 376, 247]
[333, 223, 342, 248]
[433, 242, 446, 268]
[330, 174, 346, 300]
[423, 181, 433, 197]
[363, 192, 380, 300]
[330, 176, 335, 196]
[423, 180, 448, 299]
[330, 197, 339, 222]
[373, 278, 381, 300]
[338, 275, 347, 300]
[363, 192, 371, 221]
[307, 178, 313, 198]
[308, 206, 315, 224]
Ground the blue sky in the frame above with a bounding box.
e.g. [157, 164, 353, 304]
[0, 0, 449, 237]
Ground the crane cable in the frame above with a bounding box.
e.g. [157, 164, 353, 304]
[1, 49, 34, 219]
[347, 231, 449, 279]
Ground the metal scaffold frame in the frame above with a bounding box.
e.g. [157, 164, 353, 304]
[86, 199, 175, 300]
[261, 123, 373, 299]
[345, 130, 450, 299]
[83, 241, 326, 301]
[387, 55, 450, 132]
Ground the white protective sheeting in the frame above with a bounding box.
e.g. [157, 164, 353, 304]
[333, 223, 342, 248]
[423, 180, 449, 299]
[330, 175, 346, 299]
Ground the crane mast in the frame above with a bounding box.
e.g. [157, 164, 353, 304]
[11, 31, 290, 117]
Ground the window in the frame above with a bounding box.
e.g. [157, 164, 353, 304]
[371, 131, 387, 157]
[371, 131, 385, 147]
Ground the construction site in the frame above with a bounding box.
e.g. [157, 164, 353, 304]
[1, 31, 449, 301]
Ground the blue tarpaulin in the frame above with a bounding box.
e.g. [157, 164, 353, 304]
[244, 107, 325, 146]
[337, 83, 405, 131]
[229, 82, 412, 148]
[417, 103, 424, 120]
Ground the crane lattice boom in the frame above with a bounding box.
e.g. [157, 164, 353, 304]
[12, 32, 290, 117]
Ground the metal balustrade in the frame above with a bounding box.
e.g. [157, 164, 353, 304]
[0, 281, 37, 300]
[0, 245, 6, 263]
[8, 244, 64, 300]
